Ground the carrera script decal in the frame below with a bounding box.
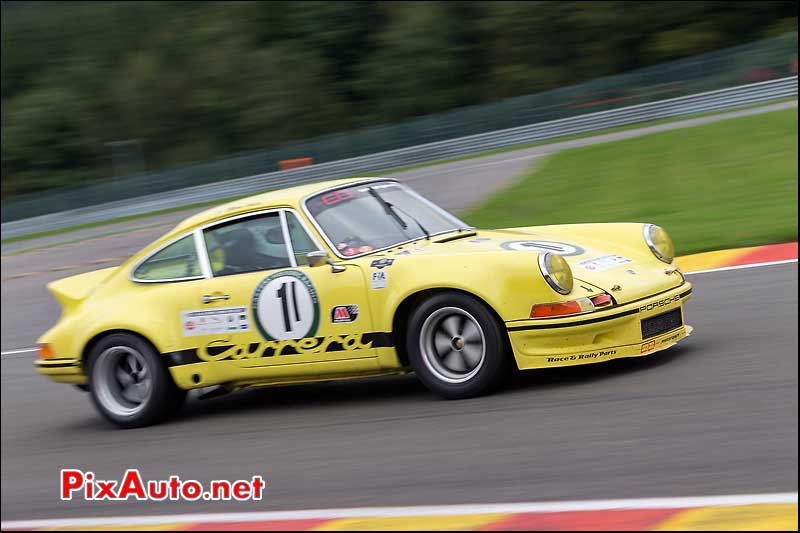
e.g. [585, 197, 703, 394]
[500, 240, 585, 256]
[197, 334, 375, 362]
[252, 270, 320, 341]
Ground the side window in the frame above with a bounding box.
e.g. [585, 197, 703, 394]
[286, 212, 321, 266]
[204, 212, 292, 277]
[133, 235, 201, 281]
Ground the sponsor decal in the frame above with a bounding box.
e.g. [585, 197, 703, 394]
[252, 270, 320, 341]
[641, 341, 656, 353]
[181, 307, 250, 337]
[331, 305, 359, 323]
[660, 332, 681, 344]
[577, 254, 633, 272]
[546, 350, 617, 363]
[500, 240, 585, 256]
[639, 294, 682, 313]
[371, 270, 388, 289]
[370, 258, 395, 269]
[320, 189, 354, 206]
[397, 246, 426, 255]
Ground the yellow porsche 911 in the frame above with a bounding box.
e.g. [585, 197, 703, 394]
[36, 177, 692, 427]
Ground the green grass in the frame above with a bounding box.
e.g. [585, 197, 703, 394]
[464, 108, 798, 255]
[384, 97, 798, 174]
[2, 98, 795, 247]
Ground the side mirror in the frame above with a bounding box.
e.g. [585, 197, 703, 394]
[307, 251, 329, 267]
[306, 251, 345, 273]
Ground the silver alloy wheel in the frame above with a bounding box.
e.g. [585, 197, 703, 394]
[92, 346, 152, 417]
[419, 306, 486, 384]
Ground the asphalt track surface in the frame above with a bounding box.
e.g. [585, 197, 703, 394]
[0, 263, 796, 520]
[1, 102, 798, 521]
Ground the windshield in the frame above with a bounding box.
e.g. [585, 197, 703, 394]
[305, 181, 468, 256]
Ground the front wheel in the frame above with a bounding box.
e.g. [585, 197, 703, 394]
[407, 292, 511, 399]
[87, 333, 186, 428]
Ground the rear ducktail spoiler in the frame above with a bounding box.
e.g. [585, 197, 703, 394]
[47, 267, 118, 315]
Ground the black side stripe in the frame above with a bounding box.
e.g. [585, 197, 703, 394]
[507, 288, 692, 332]
[164, 332, 395, 367]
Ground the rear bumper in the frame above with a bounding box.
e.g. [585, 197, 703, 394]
[507, 282, 693, 370]
[34, 358, 87, 385]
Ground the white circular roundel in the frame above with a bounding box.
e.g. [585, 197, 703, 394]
[500, 240, 584, 256]
[252, 270, 320, 341]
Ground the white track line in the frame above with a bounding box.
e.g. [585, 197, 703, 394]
[0, 347, 37, 356]
[2, 492, 796, 530]
[683, 258, 797, 275]
[0, 258, 795, 359]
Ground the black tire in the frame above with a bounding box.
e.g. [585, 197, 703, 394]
[406, 292, 511, 399]
[87, 333, 186, 428]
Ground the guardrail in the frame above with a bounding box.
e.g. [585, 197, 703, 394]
[2, 76, 796, 240]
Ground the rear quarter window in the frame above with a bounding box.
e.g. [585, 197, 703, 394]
[133, 235, 201, 281]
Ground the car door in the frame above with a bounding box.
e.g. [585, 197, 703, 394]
[188, 209, 378, 376]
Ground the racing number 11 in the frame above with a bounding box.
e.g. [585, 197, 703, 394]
[276, 281, 301, 333]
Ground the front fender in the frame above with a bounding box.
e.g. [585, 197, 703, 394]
[366, 252, 585, 330]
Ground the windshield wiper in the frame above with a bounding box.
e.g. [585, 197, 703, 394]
[433, 230, 478, 243]
[390, 203, 432, 240]
[368, 187, 407, 230]
[367, 187, 431, 240]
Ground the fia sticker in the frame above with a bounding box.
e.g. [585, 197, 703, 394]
[371, 270, 388, 289]
[331, 305, 359, 323]
[577, 254, 633, 272]
[181, 307, 250, 337]
[500, 240, 584, 256]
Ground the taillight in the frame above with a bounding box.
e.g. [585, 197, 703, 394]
[531, 297, 594, 319]
[38, 344, 56, 359]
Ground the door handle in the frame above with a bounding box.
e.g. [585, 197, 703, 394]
[202, 294, 230, 304]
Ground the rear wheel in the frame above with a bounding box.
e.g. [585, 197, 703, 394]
[407, 292, 511, 399]
[87, 333, 186, 428]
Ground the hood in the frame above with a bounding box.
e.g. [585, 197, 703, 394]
[384, 226, 682, 304]
[47, 267, 118, 315]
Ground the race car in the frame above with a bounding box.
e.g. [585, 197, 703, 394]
[36, 177, 692, 428]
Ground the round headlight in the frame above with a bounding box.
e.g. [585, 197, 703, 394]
[538, 252, 573, 294]
[644, 224, 674, 263]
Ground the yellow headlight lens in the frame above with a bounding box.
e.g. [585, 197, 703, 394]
[538, 252, 574, 294]
[644, 224, 675, 263]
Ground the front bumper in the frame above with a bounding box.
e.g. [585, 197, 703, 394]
[507, 282, 693, 370]
[34, 358, 87, 385]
